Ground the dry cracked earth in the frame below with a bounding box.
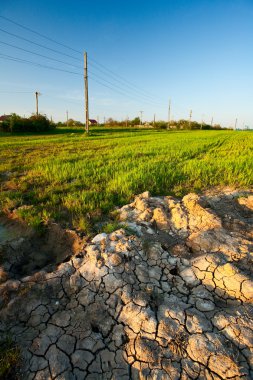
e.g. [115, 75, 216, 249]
[0, 189, 253, 379]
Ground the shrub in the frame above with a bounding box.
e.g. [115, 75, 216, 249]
[0, 114, 55, 133]
[154, 121, 168, 129]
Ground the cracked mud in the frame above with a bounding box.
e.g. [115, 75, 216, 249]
[0, 189, 253, 379]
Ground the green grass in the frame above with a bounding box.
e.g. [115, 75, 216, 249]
[0, 127, 252, 233]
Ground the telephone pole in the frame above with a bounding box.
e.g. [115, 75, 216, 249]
[84, 52, 89, 134]
[66, 110, 69, 127]
[168, 99, 171, 128]
[211, 116, 213, 127]
[200, 114, 204, 130]
[139, 111, 143, 125]
[189, 109, 192, 129]
[35, 91, 40, 116]
[153, 113, 156, 127]
[234, 118, 238, 131]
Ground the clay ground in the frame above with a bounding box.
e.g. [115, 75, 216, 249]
[0, 188, 253, 379]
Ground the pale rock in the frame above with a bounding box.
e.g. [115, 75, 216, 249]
[152, 207, 170, 231]
[195, 299, 215, 312]
[91, 233, 107, 244]
[180, 267, 199, 286]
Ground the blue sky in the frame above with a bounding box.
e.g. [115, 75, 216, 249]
[0, 0, 253, 127]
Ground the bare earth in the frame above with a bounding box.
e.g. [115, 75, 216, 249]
[0, 188, 253, 379]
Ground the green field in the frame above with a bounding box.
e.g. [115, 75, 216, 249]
[0, 128, 252, 233]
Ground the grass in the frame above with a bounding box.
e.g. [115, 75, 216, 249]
[0, 337, 21, 379]
[0, 127, 252, 233]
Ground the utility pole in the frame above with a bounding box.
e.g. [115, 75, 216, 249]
[66, 110, 69, 127]
[126, 116, 129, 128]
[234, 118, 238, 131]
[97, 116, 99, 125]
[200, 114, 204, 130]
[139, 111, 143, 125]
[211, 117, 213, 127]
[153, 113, 156, 127]
[35, 91, 40, 116]
[168, 99, 171, 128]
[84, 52, 89, 134]
[189, 109, 192, 129]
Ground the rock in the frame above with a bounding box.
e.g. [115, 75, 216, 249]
[180, 267, 199, 286]
[109, 253, 122, 267]
[46, 344, 71, 377]
[195, 299, 215, 312]
[152, 207, 170, 231]
[91, 233, 107, 244]
[71, 350, 94, 370]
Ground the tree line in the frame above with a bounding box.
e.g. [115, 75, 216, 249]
[0, 113, 229, 133]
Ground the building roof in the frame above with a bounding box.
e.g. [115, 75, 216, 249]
[0, 115, 11, 122]
[89, 119, 97, 123]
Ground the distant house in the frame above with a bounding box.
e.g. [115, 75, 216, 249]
[0, 115, 11, 123]
[88, 119, 97, 125]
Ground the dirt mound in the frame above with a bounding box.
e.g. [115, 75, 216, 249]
[0, 218, 84, 282]
[0, 189, 253, 379]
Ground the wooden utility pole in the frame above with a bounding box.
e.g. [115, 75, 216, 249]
[200, 114, 204, 130]
[189, 109, 192, 129]
[168, 99, 171, 128]
[153, 113, 156, 127]
[139, 111, 143, 125]
[234, 118, 238, 131]
[35, 91, 39, 116]
[84, 52, 89, 134]
[66, 110, 69, 127]
[211, 116, 213, 127]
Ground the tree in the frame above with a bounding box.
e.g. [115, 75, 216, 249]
[131, 117, 140, 126]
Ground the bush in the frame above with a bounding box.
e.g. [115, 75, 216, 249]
[154, 121, 168, 129]
[0, 114, 55, 133]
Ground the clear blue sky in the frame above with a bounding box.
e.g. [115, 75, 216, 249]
[0, 0, 252, 127]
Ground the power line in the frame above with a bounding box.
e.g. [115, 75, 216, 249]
[0, 27, 81, 62]
[0, 40, 83, 69]
[89, 57, 163, 102]
[0, 90, 33, 93]
[0, 53, 81, 75]
[88, 69, 165, 106]
[0, 38, 164, 105]
[0, 15, 81, 55]
[89, 60, 164, 105]
[0, 48, 165, 107]
[0, 54, 165, 107]
[0, 15, 163, 103]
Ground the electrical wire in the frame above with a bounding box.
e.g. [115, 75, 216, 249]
[0, 27, 81, 62]
[0, 15, 164, 103]
[0, 53, 81, 75]
[0, 40, 83, 69]
[0, 53, 165, 107]
[0, 15, 81, 55]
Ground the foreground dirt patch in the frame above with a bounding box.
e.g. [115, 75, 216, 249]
[0, 189, 253, 379]
[0, 219, 84, 281]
